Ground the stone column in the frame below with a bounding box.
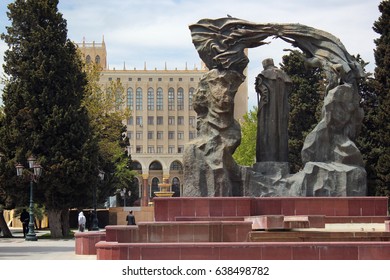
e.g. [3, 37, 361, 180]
[141, 174, 149, 206]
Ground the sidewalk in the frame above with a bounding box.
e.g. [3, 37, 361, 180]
[0, 228, 96, 260]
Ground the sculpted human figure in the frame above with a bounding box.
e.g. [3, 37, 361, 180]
[185, 17, 366, 197]
[255, 58, 292, 162]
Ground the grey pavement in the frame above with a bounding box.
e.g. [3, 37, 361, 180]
[0, 228, 96, 260]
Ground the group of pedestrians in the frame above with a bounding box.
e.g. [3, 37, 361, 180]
[77, 210, 136, 232]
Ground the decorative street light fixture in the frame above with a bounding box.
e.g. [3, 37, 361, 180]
[15, 155, 42, 241]
[120, 188, 132, 211]
[91, 170, 104, 231]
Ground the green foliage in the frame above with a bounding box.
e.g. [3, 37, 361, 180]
[0, 0, 100, 213]
[233, 107, 257, 166]
[83, 62, 136, 205]
[280, 51, 324, 173]
[369, 0, 390, 195]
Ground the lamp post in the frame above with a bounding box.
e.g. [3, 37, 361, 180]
[119, 188, 132, 211]
[15, 155, 42, 241]
[91, 170, 104, 231]
[120, 188, 126, 211]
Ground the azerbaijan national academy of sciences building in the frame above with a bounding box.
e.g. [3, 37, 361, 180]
[77, 38, 248, 206]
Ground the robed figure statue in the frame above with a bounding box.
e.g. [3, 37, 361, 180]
[255, 58, 292, 162]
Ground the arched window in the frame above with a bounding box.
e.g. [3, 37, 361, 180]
[86, 55, 91, 64]
[115, 88, 123, 110]
[168, 88, 175, 111]
[172, 177, 180, 197]
[127, 87, 133, 110]
[177, 88, 184, 110]
[170, 161, 183, 171]
[151, 177, 160, 197]
[95, 55, 101, 64]
[147, 88, 154, 111]
[131, 161, 142, 171]
[156, 87, 163, 110]
[133, 177, 140, 202]
[149, 161, 162, 170]
[136, 87, 142, 110]
[189, 87, 195, 110]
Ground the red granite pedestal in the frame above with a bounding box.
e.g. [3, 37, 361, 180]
[74, 196, 390, 260]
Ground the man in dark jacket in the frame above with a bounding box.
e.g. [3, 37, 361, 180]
[20, 209, 29, 237]
[126, 210, 136, 225]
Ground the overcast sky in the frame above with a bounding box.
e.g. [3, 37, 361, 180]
[0, 0, 383, 109]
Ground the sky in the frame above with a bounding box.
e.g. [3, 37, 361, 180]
[0, 0, 383, 110]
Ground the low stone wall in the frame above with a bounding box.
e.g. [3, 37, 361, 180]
[95, 241, 390, 260]
[105, 221, 252, 243]
[154, 197, 389, 221]
[75, 231, 106, 255]
[109, 207, 154, 225]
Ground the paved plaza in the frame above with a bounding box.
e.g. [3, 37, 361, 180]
[0, 228, 96, 260]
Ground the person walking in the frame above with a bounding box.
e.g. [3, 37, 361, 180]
[126, 210, 136, 225]
[20, 209, 29, 237]
[78, 211, 86, 232]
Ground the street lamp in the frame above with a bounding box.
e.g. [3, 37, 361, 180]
[119, 188, 132, 211]
[120, 188, 126, 211]
[91, 170, 104, 231]
[15, 155, 42, 241]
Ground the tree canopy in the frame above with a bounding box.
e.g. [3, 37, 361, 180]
[0, 0, 100, 237]
[370, 0, 390, 195]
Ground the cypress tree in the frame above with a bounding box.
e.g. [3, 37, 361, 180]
[280, 52, 323, 173]
[371, 0, 390, 195]
[0, 0, 99, 238]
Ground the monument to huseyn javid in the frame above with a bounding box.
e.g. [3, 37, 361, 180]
[183, 17, 367, 198]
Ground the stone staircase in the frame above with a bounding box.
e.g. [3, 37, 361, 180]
[75, 196, 390, 260]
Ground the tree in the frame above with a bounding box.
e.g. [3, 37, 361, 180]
[280, 51, 324, 173]
[353, 55, 379, 195]
[82, 62, 136, 207]
[370, 0, 390, 195]
[233, 107, 257, 166]
[0, 0, 100, 238]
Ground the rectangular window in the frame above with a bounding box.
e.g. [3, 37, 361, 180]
[169, 78, 173, 81]
[137, 78, 141, 81]
[149, 78, 153, 82]
[168, 116, 175, 125]
[147, 131, 154, 139]
[147, 116, 154, 125]
[158, 78, 162, 82]
[127, 131, 132, 139]
[177, 116, 184, 125]
[178, 145, 184, 153]
[128, 117, 134, 125]
[168, 146, 175, 154]
[147, 146, 155, 153]
[136, 116, 143, 126]
[189, 116, 195, 126]
[128, 78, 132, 81]
[177, 131, 184, 140]
[168, 131, 175, 139]
[136, 131, 142, 140]
[157, 146, 163, 154]
[157, 131, 163, 139]
[189, 131, 195, 140]
[136, 145, 142, 153]
[157, 116, 163, 125]
[179, 78, 182, 81]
